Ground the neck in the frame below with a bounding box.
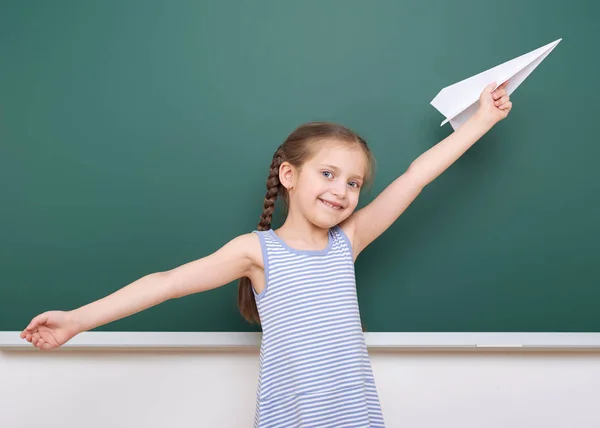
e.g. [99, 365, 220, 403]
[275, 209, 330, 249]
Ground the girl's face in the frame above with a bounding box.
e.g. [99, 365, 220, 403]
[282, 141, 368, 229]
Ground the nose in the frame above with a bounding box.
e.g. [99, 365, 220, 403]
[330, 181, 347, 198]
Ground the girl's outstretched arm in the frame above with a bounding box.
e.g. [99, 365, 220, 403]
[346, 81, 512, 257]
[21, 233, 261, 349]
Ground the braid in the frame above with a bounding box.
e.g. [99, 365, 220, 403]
[257, 147, 284, 231]
[237, 147, 285, 325]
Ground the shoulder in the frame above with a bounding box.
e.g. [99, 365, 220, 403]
[229, 232, 263, 268]
[334, 218, 358, 261]
[209, 232, 264, 276]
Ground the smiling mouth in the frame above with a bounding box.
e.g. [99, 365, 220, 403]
[319, 199, 343, 211]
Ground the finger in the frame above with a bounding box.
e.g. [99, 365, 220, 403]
[485, 82, 498, 93]
[32, 333, 40, 346]
[498, 80, 509, 89]
[499, 101, 512, 110]
[25, 313, 47, 332]
[40, 341, 53, 351]
[492, 89, 507, 100]
[495, 95, 510, 106]
[25, 333, 33, 342]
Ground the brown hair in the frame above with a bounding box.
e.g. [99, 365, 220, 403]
[238, 121, 375, 324]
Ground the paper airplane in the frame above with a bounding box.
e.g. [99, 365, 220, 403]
[431, 38, 562, 130]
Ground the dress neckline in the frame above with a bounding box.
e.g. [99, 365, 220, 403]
[268, 228, 333, 255]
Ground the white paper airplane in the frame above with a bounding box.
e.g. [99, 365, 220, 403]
[430, 38, 562, 130]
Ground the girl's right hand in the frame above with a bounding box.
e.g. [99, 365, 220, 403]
[20, 311, 81, 351]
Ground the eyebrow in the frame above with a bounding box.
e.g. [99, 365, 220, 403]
[319, 164, 364, 181]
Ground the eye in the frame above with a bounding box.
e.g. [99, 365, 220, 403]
[348, 181, 361, 189]
[321, 170, 333, 179]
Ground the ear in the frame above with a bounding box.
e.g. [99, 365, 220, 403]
[279, 161, 296, 191]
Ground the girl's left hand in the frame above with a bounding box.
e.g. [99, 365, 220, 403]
[476, 80, 512, 126]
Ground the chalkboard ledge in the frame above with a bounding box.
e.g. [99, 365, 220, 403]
[2, 331, 600, 351]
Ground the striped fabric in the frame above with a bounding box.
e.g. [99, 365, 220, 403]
[252, 226, 385, 428]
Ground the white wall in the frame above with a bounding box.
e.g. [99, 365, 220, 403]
[1, 349, 599, 428]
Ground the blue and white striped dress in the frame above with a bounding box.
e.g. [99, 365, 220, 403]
[252, 226, 385, 428]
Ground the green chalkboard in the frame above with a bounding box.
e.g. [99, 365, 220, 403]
[2, 0, 598, 334]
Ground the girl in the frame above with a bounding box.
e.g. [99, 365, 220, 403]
[21, 82, 511, 427]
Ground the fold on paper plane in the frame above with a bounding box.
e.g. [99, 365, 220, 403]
[431, 38, 562, 130]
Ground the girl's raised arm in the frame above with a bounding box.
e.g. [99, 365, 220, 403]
[345, 82, 512, 257]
